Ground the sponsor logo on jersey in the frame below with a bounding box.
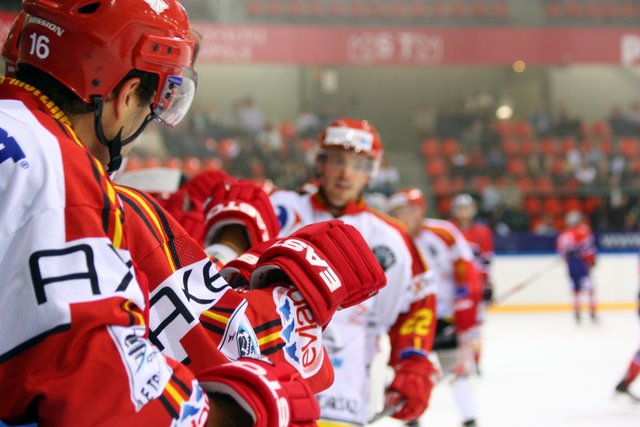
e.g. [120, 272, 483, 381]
[109, 325, 173, 411]
[273, 286, 323, 378]
[372, 245, 396, 271]
[0, 128, 26, 167]
[172, 381, 209, 427]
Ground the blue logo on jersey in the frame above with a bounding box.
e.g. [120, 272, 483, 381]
[0, 128, 26, 165]
[276, 205, 288, 228]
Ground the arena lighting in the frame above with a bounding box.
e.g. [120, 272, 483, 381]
[496, 104, 514, 120]
[513, 60, 526, 73]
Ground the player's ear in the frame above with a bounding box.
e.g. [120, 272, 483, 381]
[113, 77, 142, 120]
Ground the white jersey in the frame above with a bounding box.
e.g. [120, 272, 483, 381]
[271, 190, 432, 425]
[414, 218, 474, 319]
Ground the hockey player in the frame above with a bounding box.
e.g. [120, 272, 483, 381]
[265, 118, 438, 425]
[614, 284, 640, 401]
[388, 188, 482, 427]
[0, 2, 386, 425]
[450, 193, 494, 370]
[556, 210, 598, 324]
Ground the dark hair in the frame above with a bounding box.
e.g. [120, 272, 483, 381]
[15, 64, 159, 115]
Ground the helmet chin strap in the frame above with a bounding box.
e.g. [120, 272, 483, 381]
[92, 96, 154, 174]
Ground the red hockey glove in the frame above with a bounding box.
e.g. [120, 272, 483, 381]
[160, 188, 205, 245]
[203, 179, 280, 249]
[250, 220, 387, 326]
[219, 240, 273, 288]
[453, 286, 477, 333]
[181, 169, 235, 203]
[386, 356, 436, 421]
[198, 357, 319, 427]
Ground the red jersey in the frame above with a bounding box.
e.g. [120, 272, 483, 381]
[453, 220, 494, 287]
[0, 79, 208, 426]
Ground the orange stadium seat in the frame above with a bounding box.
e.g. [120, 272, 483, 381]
[545, 0, 563, 17]
[410, 0, 428, 17]
[421, 139, 441, 157]
[620, 138, 639, 157]
[349, 0, 369, 17]
[516, 176, 534, 192]
[308, 0, 325, 16]
[560, 137, 577, 154]
[507, 157, 527, 176]
[622, 0, 639, 17]
[286, 0, 304, 16]
[203, 157, 223, 171]
[591, 120, 610, 137]
[524, 196, 542, 216]
[564, 0, 583, 17]
[442, 138, 461, 157]
[143, 156, 163, 169]
[266, 0, 285, 15]
[124, 156, 143, 171]
[564, 197, 583, 212]
[543, 197, 563, 216]
[541, 137, 557, 156]
[430, 0, 446, 17]
[471, 0, 488, 17]
[520, 138, 535, 155]
[534, 176, 554, 193]
[426, 156, 448, 177]
[473, 175, 491, 192]
[584, 0, 602, 18]
[602, 1, 620, 18]
[491, 0, 509, 17]
[451, 1, 468, 18]
[502, 138, 520, 156]
[600, 137, 613, 154]
[584, 197, 600, 214]
[328, 0, 345, 16]
[247, 0, 264, 15]
[437, 196, 452, 216]
[164, 157, 183, 170]
[371, 0, 388, 17]
[493, 120, 512, 137]
[432, 176, 451, 195]
[182, 157, 202, 178]
[514, 120, 532, 138]
[389, 0, 407, 17]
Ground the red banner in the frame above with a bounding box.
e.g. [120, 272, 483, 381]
[1, 12, 640, 66]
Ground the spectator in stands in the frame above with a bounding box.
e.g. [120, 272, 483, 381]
[527, 142, 551, 177]
[480, 179, 502, 217]
[532, 213, 558, 235]
[485, 145, 507, 178]
[574, 157, 598, 187]
[368, 159, 400, 196]
[609, 104, 634, 136]
[626, 101, 640, 135]
[296, 105, 322, 138]
[256, 120, 284, 157]
[554, 103, 582, 139]
[530, 102, 554, 137]
[609, 144, 628, 183]
[237, 96, 265, 138]
[413, 101, 436, 140]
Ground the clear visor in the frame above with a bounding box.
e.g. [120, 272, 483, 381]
[153, 68, 198, 127]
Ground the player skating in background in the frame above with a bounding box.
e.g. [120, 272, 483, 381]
[269, 118, 438, 425]
[556, 210, 598, 324]
[614, 259, 640, 402]
[450, 194, 494, 372]
[388, 188, 482, 427]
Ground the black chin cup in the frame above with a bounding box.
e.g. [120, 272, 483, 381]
[92, 96, 154, 174]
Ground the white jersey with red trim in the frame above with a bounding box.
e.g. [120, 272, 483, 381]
[0, 80, 208, 426]
[271, 190, 433, 425]
[415, 218, 474, 319]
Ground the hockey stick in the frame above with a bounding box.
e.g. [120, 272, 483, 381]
[492, 257, 563, 305]
[368, 396, 407, 424]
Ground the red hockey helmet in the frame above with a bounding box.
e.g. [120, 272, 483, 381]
[17, 0, 198, 127]
[2, 12, 26, 77]
[387, 187, 426, 212]
[319, 118, 383, 160]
